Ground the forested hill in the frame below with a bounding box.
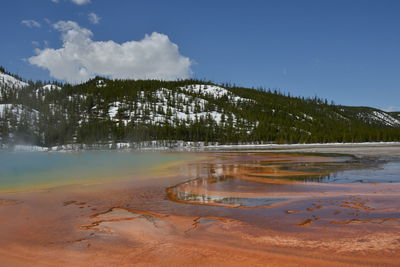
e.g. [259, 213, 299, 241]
[391, 112, 400, 120]
[0, 68, 399, 148]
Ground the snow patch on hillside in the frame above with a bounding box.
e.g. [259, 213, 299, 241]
[34, 84, 62, 99]
[102, 87, 256, 130]
[371, 111, 400, 126]
[96, 80, 107, 88]
[181, 84, 231, 97]
[108, 101, 121, 118]
[42, 84, 61, 91]
[303, 113, 314, 121]
[0, 72, 28, 89]
[0, 104, 39, 116]
[357, 110, 400, 127]
[0, 104, 39, 126]
[181, 84, 255, 104]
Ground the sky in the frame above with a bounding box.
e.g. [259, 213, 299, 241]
[1, 0, 400, 111]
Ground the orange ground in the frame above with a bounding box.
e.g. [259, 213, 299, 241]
[0, 153, 399, 266]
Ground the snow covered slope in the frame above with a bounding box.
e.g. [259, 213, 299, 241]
[91, 86, 255, 129]
[34, 84, 62, 99]
[354, 109, 400, 127]
[0, 104, 39, 121]
[181, 84, 255, 104]
[0, 71, 29, 101]
[0, 72, 28, 89]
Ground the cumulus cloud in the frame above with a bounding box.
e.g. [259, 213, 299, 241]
[21, 20, 41, 28]
[71, 0, 91, 5]
[51, 0, 90, 4]
[28, 21, 192, 84]
[88, 12, 100, 24]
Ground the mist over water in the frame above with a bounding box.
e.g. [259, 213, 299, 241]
[0, 151, 189, 192]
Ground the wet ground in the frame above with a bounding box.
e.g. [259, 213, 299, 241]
[0, 152, 399, 266]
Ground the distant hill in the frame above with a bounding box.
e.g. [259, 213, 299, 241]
[0, 68, 399, 147]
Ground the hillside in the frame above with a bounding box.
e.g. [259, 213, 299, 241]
[390, 112, 400, 120]
[0, 68, 399, 147]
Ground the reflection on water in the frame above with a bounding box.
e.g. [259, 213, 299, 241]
[168, 153, 400, 208]
[277, 159, 400, 183]
[323, 161, 400, 183]
[174, 190, 289, 208]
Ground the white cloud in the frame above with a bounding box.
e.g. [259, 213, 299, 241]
[21, 20, 41, 28]
[32, 41, 40, 46]
[88, 12, 100, 24]
[51, 0, 90, 4]
[71, 0, 91, 5]
[385, 106, 400, 112]
[28, 21, 192, 84]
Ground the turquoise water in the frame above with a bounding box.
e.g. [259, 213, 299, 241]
[0, 152, 190, 192]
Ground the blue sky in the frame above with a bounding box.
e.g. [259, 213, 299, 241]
[1, 0, 400, 111]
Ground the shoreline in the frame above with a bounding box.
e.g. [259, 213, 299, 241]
[3, 141, 400, 154]
[205, 142, 400, 157]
